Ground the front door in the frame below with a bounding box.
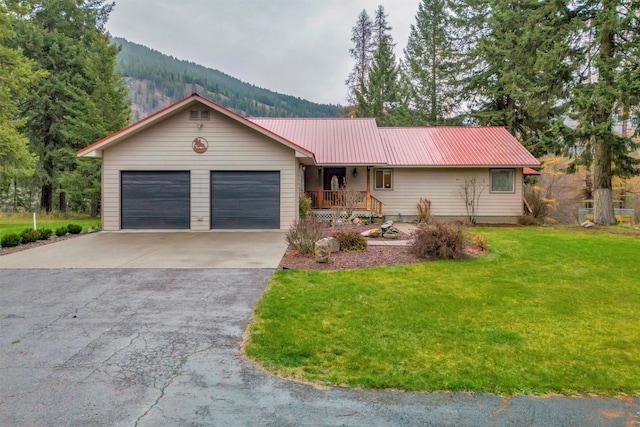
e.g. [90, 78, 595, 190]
[323, 167, 346, 190]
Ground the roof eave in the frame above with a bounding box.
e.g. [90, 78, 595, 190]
[77, 93, 315, 159]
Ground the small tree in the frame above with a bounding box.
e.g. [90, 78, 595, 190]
[342, 188, 360, 218]
[459, 176, 484, 224]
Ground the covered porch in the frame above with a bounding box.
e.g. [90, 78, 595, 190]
[302, 165, 384, 217]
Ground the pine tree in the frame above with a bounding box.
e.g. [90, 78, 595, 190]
[0, 2, 43, 190]
[372, 5, 392, 50]
[460, 0, 573, 157]
[346, 10, 374, 105]
[16, 0, 130, 212]
[565, 0, 640, 225]
[355, 34, 399, 126]
[403, 0, 461, 125]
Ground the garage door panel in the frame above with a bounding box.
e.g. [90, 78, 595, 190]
[211, 171, 280, 229]
[121, 171, 190, 229]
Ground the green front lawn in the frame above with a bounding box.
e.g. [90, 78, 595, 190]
[0, 213, 97, 239]
[245, 227, 640, 395]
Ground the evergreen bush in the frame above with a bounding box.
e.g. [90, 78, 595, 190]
[20, 228, 40, 244]
[55, 226, 68, 237]
[37, 228, 53, 240]
[67, 224, 82, 234]
[1, 233, 21, 247]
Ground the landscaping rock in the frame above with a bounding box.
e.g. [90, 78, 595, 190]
[382, 232, 399, 239]
[381, 220, 394, 231]
[314, 239, 331, 263]
[361, 228, 381, 237]
[352, 217, 362, 225]
[581, 220, 595, 228]
[317, 237, 340, 253]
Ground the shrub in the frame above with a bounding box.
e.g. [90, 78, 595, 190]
[332, 231, 368, 252]
[517, 214, 539, 226]
[286, 217, 324, 255]
[410, 222, 466, 260]
[299, 194, 312, 220]
[67, 224, 83, 234]
[37, 228, 53, 240]
[55, 226, 68, 237]
[416, 198, 432, 223]
[1, 233, 21, 247]
[472, 233, 489, 251]
[20, 228, 40, 244]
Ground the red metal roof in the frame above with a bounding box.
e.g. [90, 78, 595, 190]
[250, 118, 388, 165]
[378, 127, 540, 167]
[523, 167, 540, 175]
[77, 93, 539, 168]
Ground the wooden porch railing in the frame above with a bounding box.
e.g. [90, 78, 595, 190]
[305, 190, 383, 217]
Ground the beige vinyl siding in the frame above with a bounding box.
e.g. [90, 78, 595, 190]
[372, 168, 523, 221]
[102, 108, 296, 230]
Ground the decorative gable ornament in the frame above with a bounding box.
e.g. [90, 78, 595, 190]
[192, 137, 208, 154]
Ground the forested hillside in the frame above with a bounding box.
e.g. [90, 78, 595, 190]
[113, 37, 341, 120]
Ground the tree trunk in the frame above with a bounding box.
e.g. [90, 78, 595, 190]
[59, 191, 67, 213]
[91, 198, 99, 217]
[40, 184, 53, 213]
[593, 139, 616, 225]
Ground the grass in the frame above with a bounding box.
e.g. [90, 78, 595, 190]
[245, 227, 640, 396]
[0, 212, 98, 239]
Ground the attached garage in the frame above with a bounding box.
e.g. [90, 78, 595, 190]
[121, 171, 190, 229]
[77, 94, 313, 231]
[210, 171, 280, 229]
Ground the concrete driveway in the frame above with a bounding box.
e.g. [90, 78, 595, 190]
[0, 231, 287, 269]
[1, 269, 638, 426]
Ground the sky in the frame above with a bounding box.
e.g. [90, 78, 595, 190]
[105, 0, 421, 105]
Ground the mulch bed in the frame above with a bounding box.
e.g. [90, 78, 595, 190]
[0, 234, 84, 257]
[279, 223, 487, 271]
[280, 246, 422, 271]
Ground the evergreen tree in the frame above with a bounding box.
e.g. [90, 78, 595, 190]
[460, 0, 573, 157]
[355, 34, 399, 126]
[403, 0, 461, 125]
[0, 2, 43, 190]
[346, 10, 374, 104]
[16, 0, 130, 212]
[565, 0, 640, 224]
[372, 5, 392, 50]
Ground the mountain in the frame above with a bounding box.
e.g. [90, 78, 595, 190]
[112, 37, 342, 121]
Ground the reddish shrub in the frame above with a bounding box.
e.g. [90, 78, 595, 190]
[410, 222, 466, 260]
[332, 231, 368, 252]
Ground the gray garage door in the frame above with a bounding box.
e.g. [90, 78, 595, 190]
[121, 171, 190, 229]
[211, 171, 280, 229]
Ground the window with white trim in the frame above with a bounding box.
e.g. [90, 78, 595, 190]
[491, 169, 515, 192]
[375, 169, 393, 189]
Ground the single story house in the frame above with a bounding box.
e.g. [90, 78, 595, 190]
[78, 93, 540, 231]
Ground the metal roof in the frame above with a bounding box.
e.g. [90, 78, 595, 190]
[378, 127, 540, 167]
[250, 118, 388, 165]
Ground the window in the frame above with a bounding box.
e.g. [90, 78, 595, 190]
[190, 110, 210, 120]
[375, 169, 393, 189]
[491, 169, 515, 192]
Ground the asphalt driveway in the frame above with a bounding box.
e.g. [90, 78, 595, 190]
[1, 269, 638, 426]
[0, 231, 287, 269]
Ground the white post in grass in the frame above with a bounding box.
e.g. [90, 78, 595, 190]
[33, 212, 37, 230]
